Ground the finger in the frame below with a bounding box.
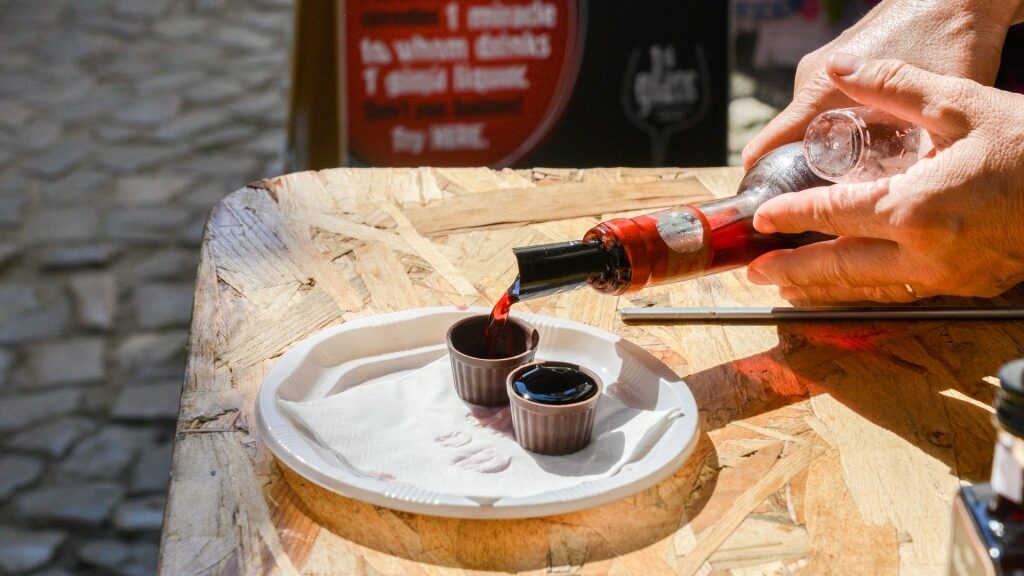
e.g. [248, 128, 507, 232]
[778, 284, 919, 303]
[740, 100, 812, 171]
[747, 237, 908, 288]
[826, 54, 973, 140]
[752, 178, 893, 239]
[741, 76, 853, 170]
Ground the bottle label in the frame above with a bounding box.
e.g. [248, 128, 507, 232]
[991, 439, 1024, 504]
[655, 209, 706, 256]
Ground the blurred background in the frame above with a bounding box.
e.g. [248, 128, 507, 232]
[0, 0, 1020, 574]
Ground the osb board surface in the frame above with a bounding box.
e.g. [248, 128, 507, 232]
[160, 166, 1024, 575]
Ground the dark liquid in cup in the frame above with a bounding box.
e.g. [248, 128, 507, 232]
[511, 363, 598, 405]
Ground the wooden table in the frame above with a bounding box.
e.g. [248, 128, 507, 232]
[159, 166, 1024, 575]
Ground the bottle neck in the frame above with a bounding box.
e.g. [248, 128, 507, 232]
[512, 239, 628, 300]
[992, 430, 1024, 505]
[509, 143, 831, 298]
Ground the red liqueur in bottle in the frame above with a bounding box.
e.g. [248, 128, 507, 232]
[510, 142, 831, 299]
[490, 143, 834, 357]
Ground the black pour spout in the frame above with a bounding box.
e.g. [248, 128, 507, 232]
[512, 240, 615, 301]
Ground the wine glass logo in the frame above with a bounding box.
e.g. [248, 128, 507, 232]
[623, 44, 711, 166]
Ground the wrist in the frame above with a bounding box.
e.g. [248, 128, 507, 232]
[998, 1, 1024, 26]
[948, 0, 1023, 28]
[904, 0, 1017, 81]
[899, 0, 1019, 27]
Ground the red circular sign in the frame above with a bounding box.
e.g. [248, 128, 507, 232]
[346, 0, 582, 167]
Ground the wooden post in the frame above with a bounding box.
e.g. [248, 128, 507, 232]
[287, 0, 344, 171]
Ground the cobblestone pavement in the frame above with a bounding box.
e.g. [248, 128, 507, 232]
[0, 0, 294, 573]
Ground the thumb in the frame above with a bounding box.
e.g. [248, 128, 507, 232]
[827, 54, 973, 141]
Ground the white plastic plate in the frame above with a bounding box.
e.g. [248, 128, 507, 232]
[256, 306, 699, 518]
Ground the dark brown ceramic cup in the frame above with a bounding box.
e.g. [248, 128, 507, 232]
[506, 361, 603, 455]
[446, 315, 539, 406]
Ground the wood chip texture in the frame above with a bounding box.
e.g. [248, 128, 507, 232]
[159, 166, 1024, 575]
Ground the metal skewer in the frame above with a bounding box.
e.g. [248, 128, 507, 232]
[619, 306, 1024, 322]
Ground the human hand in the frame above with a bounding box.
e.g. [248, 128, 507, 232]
[746, 54, 1024, 302]
[741, 0, 1020, 170]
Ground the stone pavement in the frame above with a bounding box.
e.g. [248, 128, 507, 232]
[0, 1, 779, 572]
[0, 0, 294, 573]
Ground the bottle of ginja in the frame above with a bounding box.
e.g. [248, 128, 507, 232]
[510, 142, 831, 300]
[509, 107, 923, 301]
[948, 359, 1024, 575]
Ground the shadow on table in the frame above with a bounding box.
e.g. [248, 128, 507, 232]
[276, 429, 718, 571]
[266, 325, 722, 573]
[680, 305, 1023, 484]
[268, 292, 1023, 571]
[779, 317, 1012, 483]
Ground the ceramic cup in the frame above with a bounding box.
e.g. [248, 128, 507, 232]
[506, 361, 603, 455]
[446, 315, 539, 406]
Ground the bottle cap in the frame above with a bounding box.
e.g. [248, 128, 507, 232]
[997, 358, 1024, 437]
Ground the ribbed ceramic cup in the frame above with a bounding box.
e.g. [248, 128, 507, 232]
[446, 315, 539, 406]
[507, 361, 603, 455]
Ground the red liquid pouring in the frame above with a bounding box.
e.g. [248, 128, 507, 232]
[483, 279, 521, 358]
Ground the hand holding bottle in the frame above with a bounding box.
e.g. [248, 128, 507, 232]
[741, 0, 1022, 170]
[747, 54, 1024, 302]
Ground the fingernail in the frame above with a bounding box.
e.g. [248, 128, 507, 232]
[747, 268, 770, 285]
[829, 53, 864, 77]
[742, 134, 763, 156]
[780, 286, 808, 301]
[741, 143, 754, 164]
[753, 213, 776, 234]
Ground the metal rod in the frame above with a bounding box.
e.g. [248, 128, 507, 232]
[619, 306, 1024, 322]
